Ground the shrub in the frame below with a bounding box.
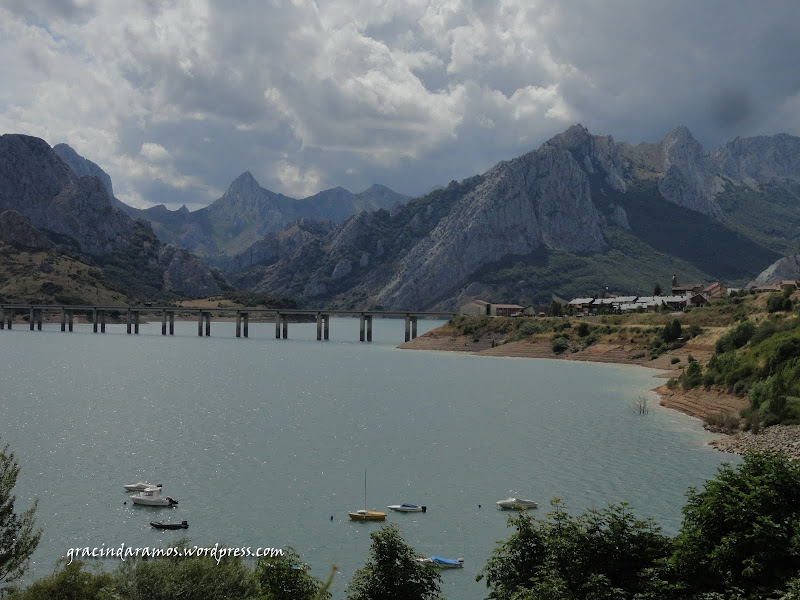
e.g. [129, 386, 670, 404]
[703, 411, 740, 433]
[551, 337, 570, 354]
[671, 356, 680, 364]
[577, 322, 590, 337]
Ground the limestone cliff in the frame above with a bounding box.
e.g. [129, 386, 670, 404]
[748, 254, 800, 288]
[375, 142, 607, 309]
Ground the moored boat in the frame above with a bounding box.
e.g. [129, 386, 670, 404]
[496, 497, 537, 510]
[124, 482, 160, 491]
[131, 486, 178, 507]
[150, 520, 189, 529]
[417, 556, 464, 568]
[348, 509, 387, 521]
[387, 503, 427, 512]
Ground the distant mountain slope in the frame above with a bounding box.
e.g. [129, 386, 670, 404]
[0, 134, 224, 301]
[229, 125, 798, 310]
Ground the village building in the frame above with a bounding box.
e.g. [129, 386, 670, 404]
[567, 297, 595, 311]
[459, 300, 524, 317]
[460, 299, 490, 316]
[672, 283, 704, 295]
[491, 303, 524, 317]
[703, 282, 727, 298]
[689, 293, 709, 307]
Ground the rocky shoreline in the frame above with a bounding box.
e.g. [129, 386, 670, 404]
[709, 425, 800, 460]
[400, 330, 800, 458]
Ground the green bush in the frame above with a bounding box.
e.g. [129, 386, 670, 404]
[551, 337, 570, 354]
[670, 356, 680, 364]
[577, 321, 590, 337]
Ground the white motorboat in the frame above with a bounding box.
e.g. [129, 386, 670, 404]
[124, 482, 160, 492]
[131, 486, 178, 507]
[496, 497, 538, 510]
[387, 503, 427, 513]
[416, 556, 464, 569]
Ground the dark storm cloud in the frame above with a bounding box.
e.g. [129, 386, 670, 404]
[1, 0, 798, 207]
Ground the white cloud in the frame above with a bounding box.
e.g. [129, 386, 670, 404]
[0, 0, 798, 208]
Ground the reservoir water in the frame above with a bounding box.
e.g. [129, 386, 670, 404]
[0, 318, 736, 599]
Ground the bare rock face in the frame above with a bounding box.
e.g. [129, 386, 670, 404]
[658, 126, 722, 218]
[607, 204, 630, 230]
[53, 143, 114, 197]
[748, 254, 800, 288]
[546, 124, 627, 192]
[303, 280, 328, 297]
[0, 210, 54, 250]
[375, 142, 606, 309]
[45, 177, 135, 256]
[158, 245, 222, 297]
[712, 133, 800, 185]
[331, 260, 353, 280]
[0, 134, 133, 256]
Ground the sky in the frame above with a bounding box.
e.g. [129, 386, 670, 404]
[1, 0, 799, 211]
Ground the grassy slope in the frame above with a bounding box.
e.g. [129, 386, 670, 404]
[715, 181, 800, 256]
[0, 243, 128, 305]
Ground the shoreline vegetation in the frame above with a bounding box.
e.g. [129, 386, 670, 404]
[399, 290, 800, 458]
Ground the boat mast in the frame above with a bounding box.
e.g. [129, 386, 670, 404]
[364, 469, 367, 510]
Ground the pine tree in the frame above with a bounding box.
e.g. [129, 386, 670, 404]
[0, 441, 42, 590]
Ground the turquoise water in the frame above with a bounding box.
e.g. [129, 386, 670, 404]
[0, 318, 735, 599]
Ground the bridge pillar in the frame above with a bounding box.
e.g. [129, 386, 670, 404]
[36, 309, 42, 331]
[29, 307, 34, 331]
[127, 308, 132, 334]
[161, 311, 167, 335]
[6, 311, 11, 329]
[0, 306, 4, 329]
[92, 308, 98, 333]
[281, 314, 288, 339]
[275, 313, 281, 339]
[324, 315, 329, 340]
[169, 312, 174, 335]
[404, 315, 410, 342]
[243, 313, 249, 338]
[134, 311, 139, 334]
[411, 316, 418, 339]
[367, 315, 373, 342]
[360, 313, 366, 342]
[100, 311, 106, 333]
[68, 310, 73, 332]
[60, 307, 65, 331]
[205, 312, 211, 336]
[198, 312, 203, 336]
[236, 312, 242, 338]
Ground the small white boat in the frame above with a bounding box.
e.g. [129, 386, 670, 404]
[496, 497, 538, 510]
[387, 503, 427, 513]
[124, 482, 160, 492]
[131, 486, 178, 507]
[417, 556, 464, 569]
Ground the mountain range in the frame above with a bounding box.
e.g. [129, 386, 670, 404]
[219, 125, 800, 310]
[2, 125, 800, 310]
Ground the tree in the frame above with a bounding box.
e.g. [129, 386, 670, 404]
[653, 283, 662, 296]
[0, 442, 42, 591]
[347, 524, 442, 600]
[477, 500, 671, 600]
[549, 300, 562, 317]
[672, 452, 800, 598]
[110, 538, 257, 600]
[254, 546, 331, 600]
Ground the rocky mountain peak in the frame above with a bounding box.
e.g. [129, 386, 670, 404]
[658, 125, 722, 218]
[225, 171, 261, 198]
[53, 143, 114, 198]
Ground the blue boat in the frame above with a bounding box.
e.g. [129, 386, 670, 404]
[417, 556, 464, 568]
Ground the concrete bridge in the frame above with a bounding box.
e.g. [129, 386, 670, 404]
[0, 304, 455, 342]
